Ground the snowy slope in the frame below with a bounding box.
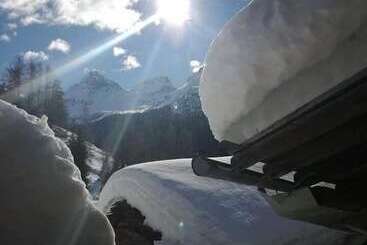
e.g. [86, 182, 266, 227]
[98, 158, 359, 245]
[52, 126, 117, 197]
[0, 99, 114, 245]
[200, 0, 367, 143]
[52, 126, 114, 173]
[172, 71, 202, 113]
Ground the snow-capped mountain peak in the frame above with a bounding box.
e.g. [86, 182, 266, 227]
[66, 72, 202, 120]
[66, 71, 129, 119]
[132, 76, 175, 95]
[79, 70, 124, 91]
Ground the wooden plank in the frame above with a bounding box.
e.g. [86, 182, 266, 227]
[192, 157, 294, 192]
[292, 144, 367, 188]
[262, 114, 367, 177]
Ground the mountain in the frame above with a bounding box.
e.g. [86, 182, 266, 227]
[66, 70, 130, 119]
[66, 71, 179, 120]
[83, 70, 225, 166]
[172, 71, 202, 113]
[130, 76, 176, 108]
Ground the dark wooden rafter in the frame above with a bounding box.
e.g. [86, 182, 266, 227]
[222, 67, 367, 192]
[292, 144, 367, 188]
[262, 113, 367, 178]
[230, 67, 367, 173]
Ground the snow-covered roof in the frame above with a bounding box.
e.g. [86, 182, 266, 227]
[0, 99, 114, 245]
[98, 158, 351, 245]
[200, 0, 367, 144]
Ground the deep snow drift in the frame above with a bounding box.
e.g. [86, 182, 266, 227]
[98, 158, 360, 245]
[0, 99, 114, 245]
[200, 0, 367, 143]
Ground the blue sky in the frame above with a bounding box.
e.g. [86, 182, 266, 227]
[0, 0, 247, 89]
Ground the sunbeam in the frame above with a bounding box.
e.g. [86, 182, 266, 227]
[2, 0, 193, 103]
[111, 34, 164, 157]
[1, 14, 159, 103]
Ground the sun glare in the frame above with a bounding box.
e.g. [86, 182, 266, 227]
[157, 0, 190, 26]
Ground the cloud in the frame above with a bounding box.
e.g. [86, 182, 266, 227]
[23, 51, 49, 62]
[0, 34, 11, 42]
[190, 60, 203, 73]
[7, 23, 18, 30]
[83, 67, 104, 74]
[48, 39, 71, 53]
[0, 0, 142, 33]
[122, 55, 141, 71]
[113, 46, 127, 57]
[20, 15, 44, 26]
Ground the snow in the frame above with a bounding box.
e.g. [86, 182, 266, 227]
[98, 158, 357, 245]
[52, 125, 115, 185]
[86, 143, 110, 172]
[0, 99, 114, 245]
[200, 0, 367, 144]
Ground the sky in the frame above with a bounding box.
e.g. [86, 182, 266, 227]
[0, 0, 247, 89]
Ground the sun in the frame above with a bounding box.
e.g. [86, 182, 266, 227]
[156, 0, 190, 26]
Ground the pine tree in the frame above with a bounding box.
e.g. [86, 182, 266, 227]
[2, 56, 25, 105]
[1, 57, 69, 127]
[69, 127, 89, 185]
[44, 80, 68, 127]
[0, 83, 6, 96]
[25, 60, 41, 114]
[100, 153, 112, 185]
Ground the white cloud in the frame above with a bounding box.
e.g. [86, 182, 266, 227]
[48, 39, 71, 53]
[122, 55, 141, 71]
[23, 51, 49, 62]
[83, 67, 104, 74]
[20, 15, 44, 26]
[0, 34, 11, 42]
[7, 23, 18, 30]
[113, 46, 127, 57]
[190, 60, 203, 73]
[0, 0, 142, 33]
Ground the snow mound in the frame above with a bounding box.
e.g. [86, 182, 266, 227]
[98, 158, 356, 245]
[200, 0, 367, 143]
[0, 100, 114, 245]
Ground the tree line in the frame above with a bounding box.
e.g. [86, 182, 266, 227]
[0, 56, 68, 127]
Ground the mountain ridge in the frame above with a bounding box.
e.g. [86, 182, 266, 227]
[66, 70, 201, 120]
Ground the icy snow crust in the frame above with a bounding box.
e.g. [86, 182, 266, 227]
[0, 100, 114, 245]
[98, 159, 356, 245]
[200, 0, 367, 143]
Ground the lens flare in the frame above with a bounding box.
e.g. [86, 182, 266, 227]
[2, 15, 159, 103]
[157, 0, 190, 26]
